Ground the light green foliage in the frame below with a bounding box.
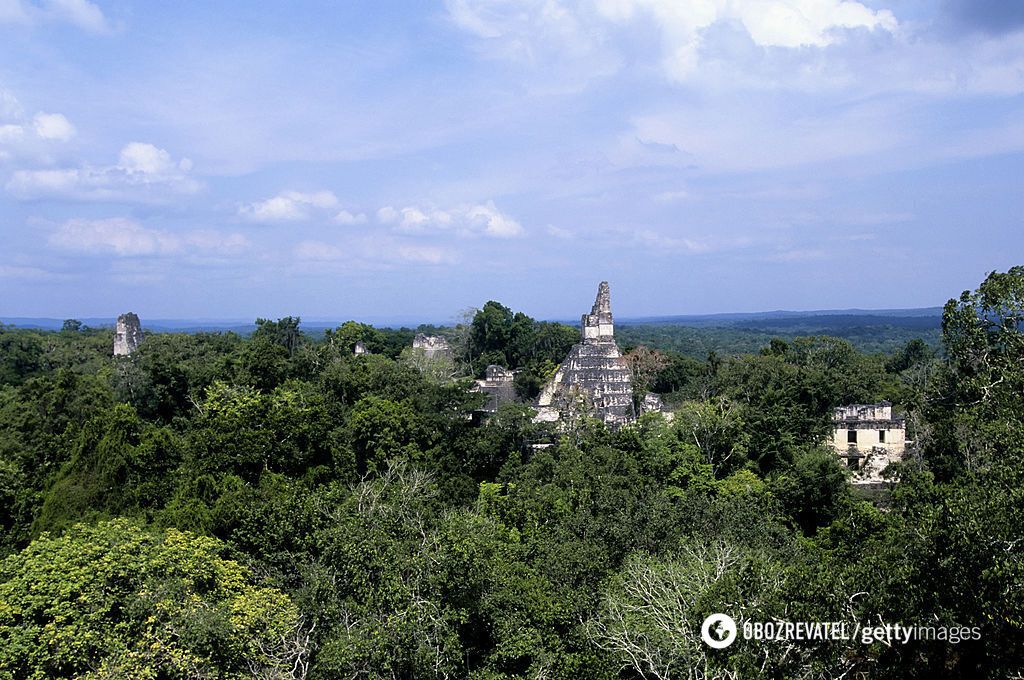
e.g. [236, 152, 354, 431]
[0, 519, 305, 679]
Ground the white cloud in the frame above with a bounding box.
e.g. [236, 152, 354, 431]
[463, 201, 524, 237]
[334, 209, 368, 225]
[377, 200, 524, 238]
[43, 0, 110, 33]
[0, 123, 24, 143]
[631, 228, 714, 254]
[240, 190, 339, 222]
[48, 218, 249, 257]
[448, 0, 896, 80]
[32, 112, 75, 140]
[7, 142, 199, 201]
[49, 218, 179, 256]
[0, 95, 76, 155]
[376, 206, 399, 223]
[0, 0, 112, 32]
[294, 236, 454, 267]
[118, 141, 174, 173]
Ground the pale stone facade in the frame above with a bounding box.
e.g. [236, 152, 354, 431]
[354, 340, 368, 356]
[113, 312, 144, 356]
[831, 401, 906, 484]
[535, 282, 636, 428]
[412, 333, 452, 360]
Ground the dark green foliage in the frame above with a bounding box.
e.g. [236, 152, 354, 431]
[0, 270, 1022, 678]
[34, 404, 182, 533]
[467, 301, 577, 383]
[0, 327, 44, 386]
[769, 446, 851, 535]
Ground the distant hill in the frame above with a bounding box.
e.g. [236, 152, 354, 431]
[614, 309, 942, 327]
[0, 317, 426, 334]
[1, 307, 944, 356]
[614, 308, 943, 357]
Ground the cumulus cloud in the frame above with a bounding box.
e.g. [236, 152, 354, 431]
[376, 200, 524, 238]
[448, 0, 896, 80]
[7, 142, 199, 201]
[118, 141, 175, 173]
[240, 190, 339, 222]
[0, 0, 112, 32]
[334, 209, 367, 225]
[0, 94, 76, 157]
[43, 0, 109, 32]
[32, 112, 75, 140]
[48, 217, 248, 257]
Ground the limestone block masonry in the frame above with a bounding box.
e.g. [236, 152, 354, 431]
[113, 312, 144, 356]
[831, 401, 907, 484]
[536, 282, 636, 428]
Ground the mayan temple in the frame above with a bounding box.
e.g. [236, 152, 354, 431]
[535, 281, 635, 428]
[113, 312, 144, 356]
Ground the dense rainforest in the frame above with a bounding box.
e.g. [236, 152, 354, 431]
[0, 267, 1022, 679]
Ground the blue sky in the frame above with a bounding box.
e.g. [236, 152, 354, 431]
[1, 0, 1022, 323]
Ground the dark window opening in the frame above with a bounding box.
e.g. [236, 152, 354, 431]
[847, 429, 857, 443]
[879, 429, 886, 443]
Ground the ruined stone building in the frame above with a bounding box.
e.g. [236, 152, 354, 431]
[412, 333, 452, 360]
[354, 340, 368, 356]
[113, 312, 144, 356]
[535, 282, 636, 428]
[473, 364, 517, 415]
[831, 401, 906, 484]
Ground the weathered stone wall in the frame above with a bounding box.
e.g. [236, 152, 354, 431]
[412, 333, 452, 360]
[831, 401, 906, 484]
[834, 402, 893, 422]
[113, 312, 143, 356]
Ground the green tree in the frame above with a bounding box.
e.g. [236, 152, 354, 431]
[0, 519, 309, 679]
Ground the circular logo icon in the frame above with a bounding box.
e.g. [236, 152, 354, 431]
[701, 613, 737, 649]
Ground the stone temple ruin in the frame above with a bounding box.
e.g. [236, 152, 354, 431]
[831, 401, 907, 484]
[473, 364, 517, 415]
[535, 282, 636, 428]
[113, 312, 144, 356]
[412, 333, 452, 360]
